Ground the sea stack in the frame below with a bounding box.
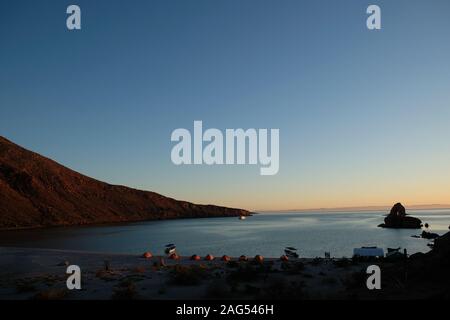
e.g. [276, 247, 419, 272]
[379, 202, 422, 229]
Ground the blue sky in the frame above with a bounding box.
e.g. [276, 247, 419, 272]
[1, 0, 450, 210]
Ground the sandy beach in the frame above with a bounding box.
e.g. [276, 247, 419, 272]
[0, 247, 373, 300]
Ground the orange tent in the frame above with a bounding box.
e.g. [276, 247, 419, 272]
[205, 254, 215, 261]
[221, 255, 231, 262]
[190, 254, 201, 261]
[280, 255, 289, 261]
[254, 255, 264, 263]
[142, 252, 153, 259]
[169, 253, 179, 260]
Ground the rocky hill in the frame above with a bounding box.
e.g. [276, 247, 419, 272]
[0, 136, 250, 230]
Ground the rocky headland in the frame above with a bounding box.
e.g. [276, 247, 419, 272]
[0, 136, 250, 230]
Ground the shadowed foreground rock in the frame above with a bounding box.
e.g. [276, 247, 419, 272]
[379, 202, 422, 229]
[0, 136, 250, 230]
[386, 231, 450, 298]
[349, 231, 450, 299]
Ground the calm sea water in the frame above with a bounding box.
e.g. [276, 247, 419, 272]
[0, 210, 449, 258]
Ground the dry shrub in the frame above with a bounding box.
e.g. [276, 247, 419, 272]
[112, 282, 138, 300]
[33, 288, 67, 300]
[133, 266, 146, 273]
[15, 279, 38, 293]
[169, 265, 207, 286]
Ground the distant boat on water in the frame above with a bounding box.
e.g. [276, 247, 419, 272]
[239, 215, 246, 220]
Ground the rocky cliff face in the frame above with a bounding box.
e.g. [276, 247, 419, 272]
[379, 202, 422, 229]
[0, 136, 250, 230]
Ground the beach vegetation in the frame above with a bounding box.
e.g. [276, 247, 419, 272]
[95, 269, 118, 281]
[281, 261, 304, 274]
[33, 288, 67, 300]
[169, 265, 207, 286]
[258, 279, 307, 299]
[321, 276, 338, 285]
[310, 257, 323, 266]
[112, 282, 138, 300]
[133, 266, 146, 273]
[226, 264, 264, 283]
[205, 280, 232, 299]
[157, 286, 167, 295]
[15, 279, 38, 293]
[344, 269, 367, 289]
[333, 258, 353, 268]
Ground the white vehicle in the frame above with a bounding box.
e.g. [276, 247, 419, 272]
[353, 246, 384, 258]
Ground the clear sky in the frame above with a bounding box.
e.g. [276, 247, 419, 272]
[1, 0, 450, 211]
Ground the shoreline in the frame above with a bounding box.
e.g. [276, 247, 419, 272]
[0, 213, 256, 232]
[0, 246, 372, 300]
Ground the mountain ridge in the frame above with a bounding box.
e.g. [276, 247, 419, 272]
[0, 136, 250, 230]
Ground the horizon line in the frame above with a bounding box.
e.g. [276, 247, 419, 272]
[253, 204, 450, 213]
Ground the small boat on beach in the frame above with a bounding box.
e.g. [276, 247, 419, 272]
[165, 244, 176, 255]
[385, 247, 404, 260]
[387, 247, 401, 253]
[284, 247, 299, 258]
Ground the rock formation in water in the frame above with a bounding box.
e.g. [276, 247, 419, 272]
[0, 136, 250, 230]
[378, 202, 422, 229]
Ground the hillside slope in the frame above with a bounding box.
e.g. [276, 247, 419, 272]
[0, 136, 249, 229]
